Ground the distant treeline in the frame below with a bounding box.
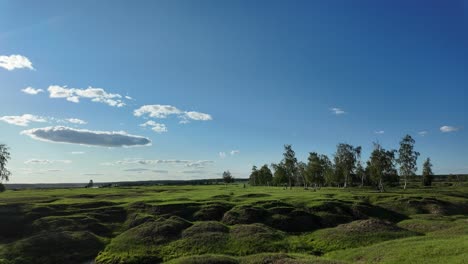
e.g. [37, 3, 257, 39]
[249, 135, 461, 191]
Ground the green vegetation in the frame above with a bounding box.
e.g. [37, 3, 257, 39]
[0, 183, 466, 263]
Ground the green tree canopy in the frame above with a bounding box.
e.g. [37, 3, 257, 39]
[397, 135, 420, 190]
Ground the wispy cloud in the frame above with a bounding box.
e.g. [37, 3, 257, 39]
[330, 107, 346, 115]
[82, 173, 104, 176]
[418, 131, 428, 136]
[181, 111, 213, 122]
[181, 170, 205, 174]
[440, 126, 459, 133]
[24, 159, 72, 165]
[0, 54, 34, 70]
[230, 150, 240, 156]
[102, 159, 213, 168]
[70, 151, 85, 154]
[21, 87, 44, 95]
[65, 118, 87, 125]
[21, 126, 151, 147]
[48, 86, 126, 107]
[374, 130, 385, 135]
[0, 114, 47, 126]
[140, 120, 168, 133]
[134, 104, 212, 123]
[219, 152, 226, 158]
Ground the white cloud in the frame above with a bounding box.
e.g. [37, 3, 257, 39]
[440, 126, 459, 133]
[134, 105, 182, 118]
[183, 111, 212, 121]
[64, 118, 87, 125]
[0, 54, 34, 70]
[330, 107, 346, 115]
[0, 114, 47, 126]
[70, 151, 85, 154]
[230, 150, 240, 156]
[134, 105, 212, 123]
[219, 152, 226, 158]
[21, 87, 43, 95]
[374, 130, 385, 134]
[418, 131, 428, 136]
[21, 126, 151, 147]
[125, 96, 133, 100]
[140, 120, 168, 133]
[48, 85, 126, 107]
[24, 159, 72, 165]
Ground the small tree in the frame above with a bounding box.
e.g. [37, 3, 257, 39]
[222, 171, 234, 184]
[397, 135, 420, 190]
[422, 158, 434, 187]
[85, 179, 94, 188]
[0, 144, 11, 192]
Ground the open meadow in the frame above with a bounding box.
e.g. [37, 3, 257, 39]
[1, 184, 467, 264]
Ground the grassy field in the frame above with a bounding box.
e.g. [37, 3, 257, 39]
[0, 184, 467, 264]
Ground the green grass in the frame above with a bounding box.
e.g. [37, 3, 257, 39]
[0, 184, 467, 263]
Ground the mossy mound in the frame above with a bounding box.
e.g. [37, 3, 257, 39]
[167, 253, 343, 264]
[377, 197, 467, 216]
[222, 206, 268, 225]
[150, 203, 201, 220]
[193, 203, 233, 221]
[167, 254, 239, 264]
[0, 204, 30, 238]
[95, 216, 191, 264]
[267, 210, 321, 232]
[182, 221, 229, 237]
[306, 219, 420, 253]
[0, 231, 105, 264]
[32, 215, 111, 236]
[228, 223, 288, 255]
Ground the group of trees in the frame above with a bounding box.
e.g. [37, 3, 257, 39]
[249, 135, 434, 191]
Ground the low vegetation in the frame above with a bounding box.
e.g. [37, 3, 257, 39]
[0, 184, 466, 263]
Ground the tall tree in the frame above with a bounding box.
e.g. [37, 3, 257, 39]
[222, 171, 234, 184]
[422, 158, 434, 187]
[249, 165, 258, 186]
[272, 162, 288, 186]
[367, 143, 397, 192]
[297, 161, 307, 188]
[305, 152, 329, 189]
[282, 144, 298, 189]
[397, 135, 420, 190]
[0, 144, 11, 182]
[334, 143, 360, 188]
[258, 164, 273, 186]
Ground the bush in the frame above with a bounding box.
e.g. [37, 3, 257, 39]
[0, 183, 5, 192]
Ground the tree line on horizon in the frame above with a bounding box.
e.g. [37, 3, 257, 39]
[249, 135, 434, 192]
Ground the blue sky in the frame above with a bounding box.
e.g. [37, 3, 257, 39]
[1, 0, 467, 183]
